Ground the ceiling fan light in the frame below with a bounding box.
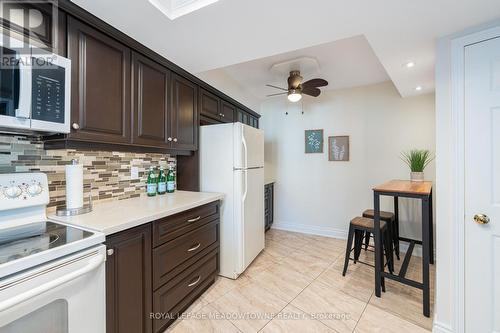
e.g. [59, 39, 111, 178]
[287, 90, 302, 102]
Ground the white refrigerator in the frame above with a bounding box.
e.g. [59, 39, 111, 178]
[200, 122, 265, 279]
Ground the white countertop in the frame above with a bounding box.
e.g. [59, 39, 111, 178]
[264, 178, 275, 185]
[49, 191, 224, 236]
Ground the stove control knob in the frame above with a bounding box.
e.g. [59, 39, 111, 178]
[4, 186, 22, 199]
[27, 183, 43, 196]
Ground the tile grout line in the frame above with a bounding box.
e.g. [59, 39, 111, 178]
[351, 290, 374, 333]
[257, 233, 344, 332]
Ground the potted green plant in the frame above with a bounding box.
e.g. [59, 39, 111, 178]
[401, 149, 434, 182]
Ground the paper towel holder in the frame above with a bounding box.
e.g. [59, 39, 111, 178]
[56, 183, 93, 216]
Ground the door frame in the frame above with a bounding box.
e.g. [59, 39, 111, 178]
[443, 24, 500, 333]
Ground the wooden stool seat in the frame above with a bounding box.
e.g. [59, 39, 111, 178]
[351, 216, 386, 229]
[362, 209, 394, 221]
[342, 217, 394, 286]
[362, 209, 400, 260]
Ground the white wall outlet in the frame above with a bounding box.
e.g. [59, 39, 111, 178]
[130, 166, 139, 180]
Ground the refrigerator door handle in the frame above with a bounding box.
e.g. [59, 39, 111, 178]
[242, 135, 248, 169]
[242, 169, 248, 203]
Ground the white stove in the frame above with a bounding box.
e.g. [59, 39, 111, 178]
[0, 173, 105, 333]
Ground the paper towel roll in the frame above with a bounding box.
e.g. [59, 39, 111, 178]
[65, 161, 83, 209]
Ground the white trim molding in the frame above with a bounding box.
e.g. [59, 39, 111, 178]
[433, 321, 454, 333]
[435, 21, 500, 333]
[271, 221, 348, 239]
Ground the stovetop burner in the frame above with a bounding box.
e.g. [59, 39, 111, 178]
[0, 222, 94, 265]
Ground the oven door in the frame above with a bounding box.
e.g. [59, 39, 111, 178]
[0, 36, 31, 131]
[0, 245, 105, 333]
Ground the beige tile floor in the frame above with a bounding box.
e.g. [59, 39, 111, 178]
[166, 229, 435, 333]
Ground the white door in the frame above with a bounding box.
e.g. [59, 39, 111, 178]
[465, 36, 500, 332]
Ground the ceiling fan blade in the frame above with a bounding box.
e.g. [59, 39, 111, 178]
[266, 84, 288, 91]
[266, 92, 288, 97]
[302, 86, 321, 97]
[302, 78, 328, 88]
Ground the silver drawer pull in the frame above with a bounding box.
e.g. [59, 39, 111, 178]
[187, 243, 201, 252]
[187, 216, 201, 223]
[188, 275, 201, 287]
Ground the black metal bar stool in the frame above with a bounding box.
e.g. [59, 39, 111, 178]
[362, 209, 400, 260]
[342, 217, 394, 290]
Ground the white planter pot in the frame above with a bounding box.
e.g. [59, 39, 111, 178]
[410, 172, 424, 182]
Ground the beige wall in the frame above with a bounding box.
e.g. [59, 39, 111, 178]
[196, 69, 261, 111]
[260, 81, 435, 241]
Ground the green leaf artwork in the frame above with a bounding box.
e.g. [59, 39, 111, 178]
[305, 129, 324, 154]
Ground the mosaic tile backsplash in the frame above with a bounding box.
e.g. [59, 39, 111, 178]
[0, 135, 176, 208]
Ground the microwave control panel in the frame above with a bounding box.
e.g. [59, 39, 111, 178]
[31, 62, 66, 124]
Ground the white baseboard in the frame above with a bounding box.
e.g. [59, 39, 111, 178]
[271, 221, 348, 239]
[432, 320, 453, 333]
[271, 221, 431, 258]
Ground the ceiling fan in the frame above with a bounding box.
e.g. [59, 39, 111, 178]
[266, 70, 328, 102]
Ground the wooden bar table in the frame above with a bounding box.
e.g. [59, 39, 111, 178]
[372, 180, 433, 317]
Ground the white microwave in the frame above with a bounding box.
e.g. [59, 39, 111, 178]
[0, 35, 71, 134]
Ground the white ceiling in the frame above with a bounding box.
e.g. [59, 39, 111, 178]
[213, 35, 390, 99]
[73, 0, 500, 97]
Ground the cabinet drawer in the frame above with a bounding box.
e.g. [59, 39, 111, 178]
[153, 251, 218, 332]
[153, 201, 219, 247]
[153, 220, 218, 288]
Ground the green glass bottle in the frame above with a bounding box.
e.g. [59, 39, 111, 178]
[157, 166, 166, 195]
[146, 166, 157, 197]
[166, 165, 175, 193]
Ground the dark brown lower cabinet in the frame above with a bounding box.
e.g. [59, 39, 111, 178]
[105, 201, 220, 333]
[105, 224, 152, 333]
[265, 183, 274, 231]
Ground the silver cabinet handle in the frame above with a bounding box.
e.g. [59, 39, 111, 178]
[188, 275, 201, 287]
[173, 138, 178, 142]
[107, 249, 114, 256]
[187, 216, 201, 223]
[167, 137, 173, 142]
[187, 243, 201, 252]
[72, 123, 80, 130]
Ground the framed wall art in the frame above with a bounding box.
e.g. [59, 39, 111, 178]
[305, 129, 324, 153]
[328, 136, 349, 161]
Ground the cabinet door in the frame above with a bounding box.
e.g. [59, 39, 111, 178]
[199, 89, 220, 119]
[68, 17, 131, 144]
[106, 224, 152, 333]
[236, 109, 249, 125]
[171, 74, 198, 151]
[250, 116, 259, 129]
[220, 101, 235, 122]
[132, 53, 170, 148]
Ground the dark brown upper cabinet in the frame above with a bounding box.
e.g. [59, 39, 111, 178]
[0, 2, 66, 54]
[236, 108, 249, 125]
[199, 89, 220, 120]
[132, 52, 171, 148]
[171, 74, 198, 151]
[220, 101, 235, 123]
[105, 224, 152, 333]
[67, 17, 131, 144]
